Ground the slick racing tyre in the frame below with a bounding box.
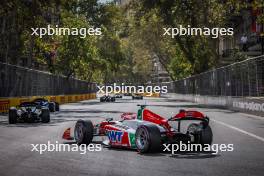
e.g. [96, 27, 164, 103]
[9, 109, 17, 124]
[55, 102, 60, 111]
[187, 123, 213, 145]
[49, 102, 56, 112]
[41, 109, 50, 123]
[74, 120, 94, 145]
[135, 124, 161, 153]
[200, 125, 213, 145]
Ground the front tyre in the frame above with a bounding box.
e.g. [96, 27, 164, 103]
[41, 109, 50, 123]
[9, 109, 17, 124]
[49, 103, 56, 112]
[135, 124, 161, 153]
[74, 120, 94, 145]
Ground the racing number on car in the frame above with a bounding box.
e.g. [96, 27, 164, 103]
[107, 131, 123, 143]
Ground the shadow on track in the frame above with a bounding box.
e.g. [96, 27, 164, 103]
[62, 141, 220, 159]
[0, 121, 60, 127]
[170, 151, 220, 159]
[0, 115, 108, 127]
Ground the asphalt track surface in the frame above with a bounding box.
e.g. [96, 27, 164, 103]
[0, 97, 264, 176]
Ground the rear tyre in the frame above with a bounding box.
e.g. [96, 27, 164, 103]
[49, 103, 55, 112]
[41, 109, 50, 123]
[135, 124, 161, 153]
[74, 120, 94, 145]
[187, 123, 213, 145]
[55, 102, 60, 111]
[9, 109, 17, 124]
[200, 125, 213, 145]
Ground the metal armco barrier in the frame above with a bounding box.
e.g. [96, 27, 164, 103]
[165, 94, 264, 117]
[164, 55, 264, 117]
[0, 93, 96, 113]
[173, 55, 264, 97]
[0, 62, 97, 113]
[0, 62, 96, 97]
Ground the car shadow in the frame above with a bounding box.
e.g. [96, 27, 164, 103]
[0, 112, 118, 128]
[0, 121, 59, 127]
[105, 146, 136, 153]
[103, 147, 219, 159]
[138, 152, 167, 157]
[0, 117, 79, 127]
[60, 139, 220, 159]
[169, 151, 220, 159]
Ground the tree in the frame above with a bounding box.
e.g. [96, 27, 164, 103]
[127, 0, 249, 80]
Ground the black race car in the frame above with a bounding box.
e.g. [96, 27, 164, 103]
[33, 98, 59, 112]
[100, 95, 115, 102]
[132, 93, 143, 99]
[8, 102, 50, 124]
[124, 93, 132, 96]
[114, 94, 123, 98]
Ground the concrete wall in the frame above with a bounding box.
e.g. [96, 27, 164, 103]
[165, 94, 264, 117]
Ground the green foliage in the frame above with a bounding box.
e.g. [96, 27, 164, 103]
[127, 0, 255, 79]
[0, 0, 262, 83]
[0, 0, 129, 83]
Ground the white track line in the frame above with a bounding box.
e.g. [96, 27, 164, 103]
[211, 119, 264, 143]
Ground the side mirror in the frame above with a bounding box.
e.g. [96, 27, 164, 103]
[106, 118, 113, 122]
[179, 109, 186, 113]
[137, 104, 146, 108]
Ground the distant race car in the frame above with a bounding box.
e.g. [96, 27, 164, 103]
[114, 94, 123, 98]
[63, 105, 213, 153]
[100, 95, 115, 102]
[8, 102, 50, 124]
[132, 93, 143, 99]
[124, 93, 132, 96]
[33, 98, 59, 112]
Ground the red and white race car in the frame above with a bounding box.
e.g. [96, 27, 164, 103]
[63, 105, 213, 153]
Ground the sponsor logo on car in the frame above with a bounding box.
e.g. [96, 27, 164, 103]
[107, 130, 123, 143]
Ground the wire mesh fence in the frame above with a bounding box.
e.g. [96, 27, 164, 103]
[0, 62, 96, 97]
[173, 55, 264, 97]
